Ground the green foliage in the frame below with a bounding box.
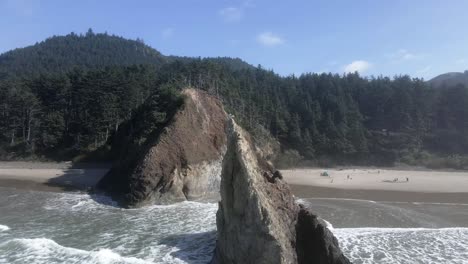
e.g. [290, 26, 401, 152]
[0, 31, 167, 79]
[1, 32, 468, 169]
[424, 155, 468, 170]
[275, 149, 303, 169]
[400, 151, 468, 170]
[0, 64, 173, 160]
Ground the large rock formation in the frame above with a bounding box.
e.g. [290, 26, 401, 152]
[212, 119, 351, 264]
[99, 89, 228, 207]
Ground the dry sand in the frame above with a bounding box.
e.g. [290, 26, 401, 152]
[282, 168, 468, 203]
[2, 162, 468, 203]
[0, 161, 109, 192]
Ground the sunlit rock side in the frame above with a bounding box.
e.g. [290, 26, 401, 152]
[99, 89, 228, 207]
[211, 118, 351, 264]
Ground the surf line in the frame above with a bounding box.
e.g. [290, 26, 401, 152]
[298, 197, 377, 203]
[298, 197, 468, 206]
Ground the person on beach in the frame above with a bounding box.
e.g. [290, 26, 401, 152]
[406, 177, 409, 182]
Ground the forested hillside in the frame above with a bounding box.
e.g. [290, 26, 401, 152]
[0, 29, 253, 80]
[0, 29, 166, 79]
[429, 71, 468, 89]
[158, 61, 468, 167]
[1, 32, 467, 168]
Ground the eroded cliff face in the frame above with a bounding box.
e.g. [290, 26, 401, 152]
[99, 88, 228, 207]
[212, 119, 351, 264]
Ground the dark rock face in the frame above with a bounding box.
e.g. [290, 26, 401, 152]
[212, 119, 351, 264]
[98, 89, 228, 207]
[296, 205, 351, 264]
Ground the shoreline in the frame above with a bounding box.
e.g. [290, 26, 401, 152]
[0, 161, 109, 193]
[281, 168, 468, 193]
[0, 178, 83, 192]
[288, 164, 468, 173]
[282, 168, 468, 203]
[289, 184, 468, 204]
[1, 162, 467, 204]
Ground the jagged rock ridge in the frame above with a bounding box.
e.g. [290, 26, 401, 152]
[99, 88, 228, 207]
[212, 119, 351, 264]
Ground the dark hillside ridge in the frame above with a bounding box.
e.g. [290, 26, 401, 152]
[0, 30, 167, 79]
[429, 71, 468, 88]
[0, 30, 253, 80]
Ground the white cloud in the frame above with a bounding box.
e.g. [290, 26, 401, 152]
[161, 28, 174, 40]
[456, 59, 466, 64]
[219, 1, 254, 22]
[386, 49, 424, 62]
[343, 60, 372, 73]
[257, 32, 284, 47]
[219, 7, 243, 22]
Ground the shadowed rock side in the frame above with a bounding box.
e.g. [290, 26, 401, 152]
[212, 119, 351, 264]
[99, 89, 228, 207]
[296, 205, 351, 264]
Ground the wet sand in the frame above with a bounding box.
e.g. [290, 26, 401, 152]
[290, 184, 468, 204]
[283, 168, 468, 228]
[0, 162, 109, 192]
[300, 197, 468, 228]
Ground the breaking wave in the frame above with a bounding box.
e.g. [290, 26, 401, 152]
[334, 227, 468, 264]
[1, 188, 467, 263]
[0, 238, 152, 264]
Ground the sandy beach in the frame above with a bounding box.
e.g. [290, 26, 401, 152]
[2, 162, 468, 203]
[282, 168, 468, 203]
[283, 168, 468, 229]
[0, 162, 109, 192]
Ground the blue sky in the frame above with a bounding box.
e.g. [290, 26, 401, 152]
[1, 0, 468, 79]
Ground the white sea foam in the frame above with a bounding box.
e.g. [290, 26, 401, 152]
[304, 197, 468, 206]
[0, 225, 9, 232]
[334, 227, 468, 264]
[43, 192, 118, 211]
[295, 198, 307, 205]
[0, 238, 153, 264]
[411, 201, 468, 206]
[304, 197, 377, 203]
[2, 189, 467, 264]
[321, 219, 334, 231]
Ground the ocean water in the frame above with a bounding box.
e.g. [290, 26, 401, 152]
[1, 188, 467, 264]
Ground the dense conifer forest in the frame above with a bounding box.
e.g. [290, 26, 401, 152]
[1, 31, 467, 168]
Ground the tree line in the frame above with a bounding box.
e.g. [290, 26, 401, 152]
[0, 65, 171, 159]
[157, 60, 468, 165]
[0, 33, 467, 167]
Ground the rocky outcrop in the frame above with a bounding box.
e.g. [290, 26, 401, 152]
[296, 205, 351, 263]
[211, 119, 351, 264]
[99, 89, 228, 207]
